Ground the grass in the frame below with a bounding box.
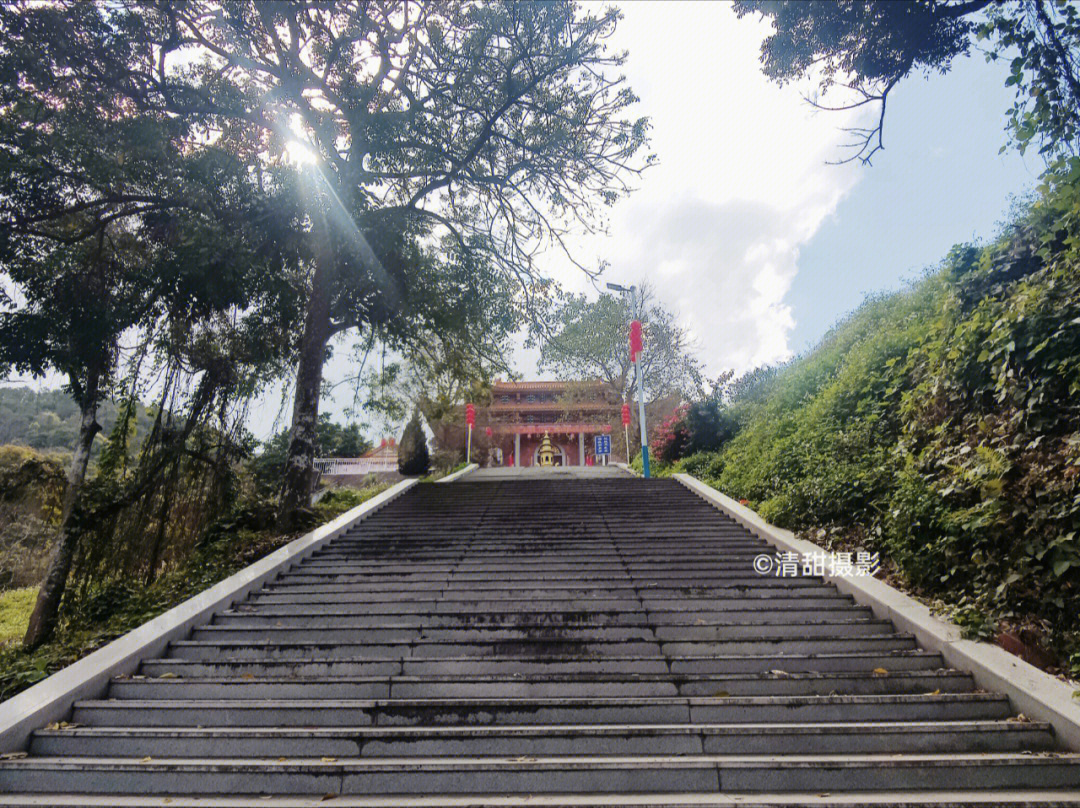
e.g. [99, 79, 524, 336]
[0, 588, 36, 646]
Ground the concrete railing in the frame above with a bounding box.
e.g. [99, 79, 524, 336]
[0, 478, 419, 753]
[314, 457, 398, 475]
[675, 472, 1080, 751]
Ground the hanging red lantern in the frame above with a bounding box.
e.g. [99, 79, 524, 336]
[485, 426, 492, 438]
[465, 403, 476, 426]
[629, 320, 643, 362]
[621, 403, 631, 426]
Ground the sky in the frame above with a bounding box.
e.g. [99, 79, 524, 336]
[245, 1, 1041, 441]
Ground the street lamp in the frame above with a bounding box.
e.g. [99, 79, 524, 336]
[606, 282, 650, 478]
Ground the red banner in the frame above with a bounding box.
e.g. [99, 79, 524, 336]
[629, 320, 643, 362]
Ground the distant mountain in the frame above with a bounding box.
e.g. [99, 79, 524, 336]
[0, 387, 154, 457]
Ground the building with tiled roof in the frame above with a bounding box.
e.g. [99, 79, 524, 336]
[478, 379, 618, 467]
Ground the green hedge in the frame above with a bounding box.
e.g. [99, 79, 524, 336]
[685, 163, 1080, 674]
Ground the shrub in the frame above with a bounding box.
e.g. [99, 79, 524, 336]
[680, 160, 1080, 674]
[397, 411, 430, 476]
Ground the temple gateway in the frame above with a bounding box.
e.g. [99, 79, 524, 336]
[480, 379, 619, 467]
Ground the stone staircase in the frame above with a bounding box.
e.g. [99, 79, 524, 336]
[2, 477, 1079, 806]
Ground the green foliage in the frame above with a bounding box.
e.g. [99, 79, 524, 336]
[313, 485, 390, 522]
[0, 445, 64, 589]
[252, 416, 373, 493]
[397, 412, 430, 477]
[652, 397, 739, 464]
[687, 163, 1080, 673]
[538, 285, 702, 405]
[0, 588, 37, 645]
[736, 0, 1080, 163]
[0, 485, 385, 699]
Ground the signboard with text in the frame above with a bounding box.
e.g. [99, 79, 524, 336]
[594, 434, 611, 456]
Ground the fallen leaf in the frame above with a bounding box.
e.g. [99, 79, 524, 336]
[158, 672, 178, 679]
[140, 756, 153, 763]
[320, 756, 338, 763]
[872, 667, 889, 676]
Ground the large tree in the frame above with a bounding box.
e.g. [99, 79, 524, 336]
[734, 0, 1080, 164]
[20, 1, 652, 527]
[538, 285, 703, 409]
[0, 1, 305, 645]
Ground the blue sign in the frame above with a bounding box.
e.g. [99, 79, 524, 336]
[594, 434, 611, 456]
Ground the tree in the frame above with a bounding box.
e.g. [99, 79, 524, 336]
[538, 285, 703, 409]
[734, 0, 1080, 164]
[253, 416, 372, 494]
[24, 1, 651, 527]
[397, 411, 430, 476]
[0, 1, 305, 645]
[355, 322, 516, 455]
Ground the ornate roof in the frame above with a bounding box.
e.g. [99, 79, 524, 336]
[490, 379, 605, 392]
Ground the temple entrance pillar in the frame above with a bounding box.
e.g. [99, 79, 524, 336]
[579, 432, 585, 466]
[514, 433, 520, 467]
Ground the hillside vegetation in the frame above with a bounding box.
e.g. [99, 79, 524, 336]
[674, 167, 1080, 674]
[0, 485, 388, 700]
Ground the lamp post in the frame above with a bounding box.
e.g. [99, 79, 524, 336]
[621, 402, 631, 463]
[465, 403, 475, 464]
[606, 282, 650, 478]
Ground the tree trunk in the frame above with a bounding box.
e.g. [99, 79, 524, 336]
[23, 376, 102, 648]
[276, 255, 334, 530]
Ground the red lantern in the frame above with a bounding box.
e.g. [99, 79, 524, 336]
[485, 426, 492, 438]
[629, 320, 643, 362]
[465, 403, 476, 427]
[621, 403, 631, 426]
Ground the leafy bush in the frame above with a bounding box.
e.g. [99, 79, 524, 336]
[397, 411, 430, 476]
[652, 398, 739, 464]
[0, 484, 387, 700]
[684, 160, 1080, 674]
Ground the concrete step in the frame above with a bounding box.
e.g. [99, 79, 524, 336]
[109, 670, 974, 700]
[70, 693, 1012, 727]
[236, 595, 857, 613]
[165, 634, 919, 661]
[209, 609, 875, 629]
[31, 720, 1055, 758]
[3, 753, 1080, 794]
[7, 477, 1069, 802]
[257, 582, 835, 598]
[141, 650, 948, 679]
[4, 791, 1080, 806]
[186, 620, 893, 644]
[270, 573, 813, 587]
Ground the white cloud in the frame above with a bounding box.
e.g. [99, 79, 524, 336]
[534, 1, 868, 376]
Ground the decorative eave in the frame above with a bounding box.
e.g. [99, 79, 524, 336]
[491, 379, 605, 393]
[489, 423, 613, 435]
[487, 401, 615, 413]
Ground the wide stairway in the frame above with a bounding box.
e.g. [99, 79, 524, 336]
[2, 477, 1079, 806]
